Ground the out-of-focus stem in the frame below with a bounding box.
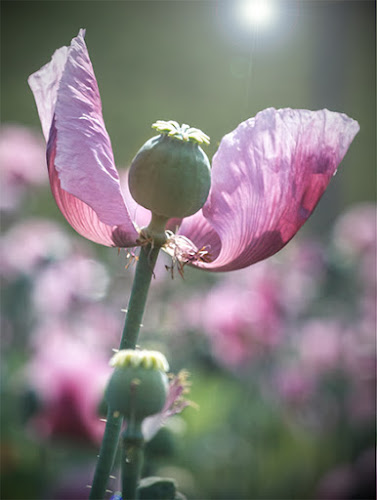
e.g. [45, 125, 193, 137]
[90, 244, 160, 500]
[121, 425, 144, 500]
[90, 407, 122, 500]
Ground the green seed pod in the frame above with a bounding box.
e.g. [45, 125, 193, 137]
[105, 350, 169, 423]
[129, 120, 211, 219]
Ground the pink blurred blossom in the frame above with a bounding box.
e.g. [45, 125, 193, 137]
[0, 125, 46, 211]
[340, 325, 376, 423]
[332, 203, 376, 258]
[32, 254, 109, 316]
[0, 219, 71, 279]
[72, 303, 123, 353]
[276, 366, 315, 405]
[185, 274, 283, 367]
[277, 317, 375, 425]
[333, 203, 377, 296]
[278, 240, 326, 315]
[316, 463, 356, 500]
[181, 240, 326, 368]
[297, 319, 344, 375]
[28, 29, 359, 272]
[297, 318, 374, 385]
[316, 448, 375, 500]
[26, 323, 111, 443]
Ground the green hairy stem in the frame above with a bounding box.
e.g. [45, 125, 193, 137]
[120, 246, 160, 350]
[121, 429, 144, 500]
[90, 245, 160, 500]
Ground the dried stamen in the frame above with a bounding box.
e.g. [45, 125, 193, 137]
[163, 231, 213, 278]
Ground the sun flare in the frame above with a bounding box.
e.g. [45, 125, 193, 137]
[238, 0, 276, 28]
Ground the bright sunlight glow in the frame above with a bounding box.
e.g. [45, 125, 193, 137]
[238, 0, 276, 28]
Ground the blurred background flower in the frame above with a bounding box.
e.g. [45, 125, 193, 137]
[1, 1, 375, 499]
[0, 125, 47, 212]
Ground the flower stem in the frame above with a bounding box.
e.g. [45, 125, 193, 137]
[121, 427, 144, 500]
[90, 408, 122, 500]
[90, 245, 160, 500]
[120, 245, 160, 350]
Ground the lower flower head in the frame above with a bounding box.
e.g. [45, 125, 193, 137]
[110, 349, 169, 371]
[105, 349, 169, 423]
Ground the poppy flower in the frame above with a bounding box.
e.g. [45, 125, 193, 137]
[28, 29, 359, 272]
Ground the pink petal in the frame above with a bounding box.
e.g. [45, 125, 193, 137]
[178, 209, 221, 260]
[182, 108, 359, 271]
[28, 30, 139, 247]
[119, 168, 152, 229]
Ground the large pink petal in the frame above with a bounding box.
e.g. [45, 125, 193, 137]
[28, 30, 139, 247]
[182, 108, 359, 271]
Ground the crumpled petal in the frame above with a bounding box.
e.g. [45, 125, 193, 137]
[142, 371, 192, 441]
[181, 108, 359, 271]
[28, 29, 139, 247]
